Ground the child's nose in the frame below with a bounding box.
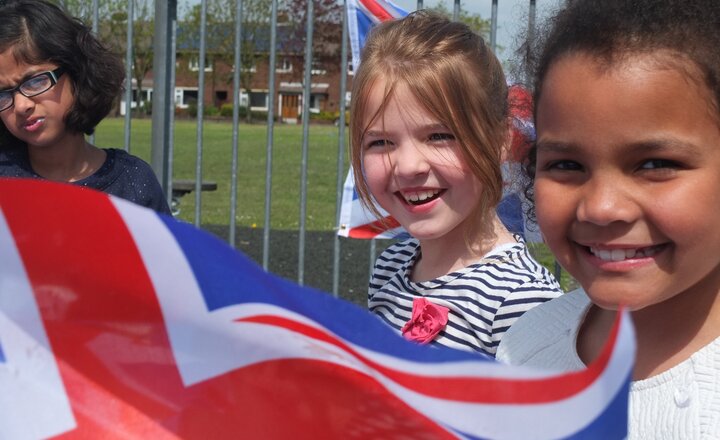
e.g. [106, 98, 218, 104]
[12, 92, 35, 114]
[392, 142, 430, 178]
[576, 176, 639, 226]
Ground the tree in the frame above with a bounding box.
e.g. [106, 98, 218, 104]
[102, 0, 155, 116]
[56, 0, 155, 117]
[429, 0, 492, 40]
[280, 0, 344, 75]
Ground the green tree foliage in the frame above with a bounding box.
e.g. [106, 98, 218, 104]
[281, 0, 344, 74]
[53, 0, 155, 117]
[428, 0, 491, 40]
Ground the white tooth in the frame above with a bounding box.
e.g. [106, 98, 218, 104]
[611, 249, 625, 261]
[408, 194, 419, 202]
[597, 249, 612, 261]
[624, 249, 636, 259]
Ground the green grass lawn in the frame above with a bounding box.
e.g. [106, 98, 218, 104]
[95, 117, 576, 291]
[96, 117, 346, 230]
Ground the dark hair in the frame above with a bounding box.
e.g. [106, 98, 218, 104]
[349, 11, 508, 240]
[0, 0, 124, 145]
[520, 0, 720, 216]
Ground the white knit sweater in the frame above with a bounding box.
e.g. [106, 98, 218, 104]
[496, 289, 720, 439]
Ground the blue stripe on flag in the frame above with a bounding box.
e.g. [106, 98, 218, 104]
[0, 341, 5, 363]
[159, 215, 483, 364]
[565, 373, 632, 438]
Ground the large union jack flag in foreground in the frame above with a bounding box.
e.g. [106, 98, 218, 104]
[0, 179, 633, 439]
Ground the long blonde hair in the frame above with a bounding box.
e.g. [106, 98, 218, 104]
[349, 11, 509, 240]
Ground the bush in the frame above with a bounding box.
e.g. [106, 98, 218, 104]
[310, 110, 338, 122]
[220, 103, 234, 117]
[205, 105, 220, 117]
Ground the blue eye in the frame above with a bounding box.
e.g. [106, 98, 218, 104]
[367, 139, 391, 148]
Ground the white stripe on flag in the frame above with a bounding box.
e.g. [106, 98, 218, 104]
[0, 208, 75, 439]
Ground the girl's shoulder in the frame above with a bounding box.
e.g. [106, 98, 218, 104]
[495, 289, 590, 371]
[377, 238, 420, 262]
[467, 235, 560, 286]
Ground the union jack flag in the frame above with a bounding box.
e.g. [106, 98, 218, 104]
[347, 0, 409, 71]
[0, 180, 632, 439]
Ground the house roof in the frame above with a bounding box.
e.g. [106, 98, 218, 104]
[176, 22, 304, 54]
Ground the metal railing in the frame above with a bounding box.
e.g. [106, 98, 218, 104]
[80, 0, 543, 299]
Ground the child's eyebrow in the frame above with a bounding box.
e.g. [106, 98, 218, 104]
[0, 69, 46, 90]
[625, 139, 702, 155]
[536, 138, 702, 154]
[535, 140, 575, 153]
[365, 123, 449, 138]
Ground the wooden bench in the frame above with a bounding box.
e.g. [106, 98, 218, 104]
[171, 179, 218, 216]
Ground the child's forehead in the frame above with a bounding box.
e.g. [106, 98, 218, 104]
[364, 80, 439, 126]
[542, 50, 715, 103]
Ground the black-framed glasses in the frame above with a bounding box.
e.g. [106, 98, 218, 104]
[0, 67, 65, 112]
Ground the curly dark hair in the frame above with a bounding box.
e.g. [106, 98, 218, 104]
[519, 0, 720, 220]
[0, 0, 124, 147]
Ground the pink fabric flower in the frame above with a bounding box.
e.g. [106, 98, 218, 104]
[401, 298, 449, 344]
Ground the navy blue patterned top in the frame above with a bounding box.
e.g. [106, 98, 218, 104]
[0, 147, 171, 215]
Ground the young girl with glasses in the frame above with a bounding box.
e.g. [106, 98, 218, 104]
[349, 11, 562, 356]
[0, 0, 170, 214]
[496, 0, 720, 436]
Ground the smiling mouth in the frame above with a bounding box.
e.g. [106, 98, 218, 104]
[587, 245, 664, 262]
[399, 189, 444, 206]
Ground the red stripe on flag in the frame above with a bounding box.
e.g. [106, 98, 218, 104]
[358, 0, 395, 21]
[0, 180, 457, 438]
[240, 311, 623, 404]
[348, 216, 401, 239]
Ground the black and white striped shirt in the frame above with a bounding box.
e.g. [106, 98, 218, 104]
[368, 236, 563, 356]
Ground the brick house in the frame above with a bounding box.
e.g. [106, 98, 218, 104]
[121, 21, 352, 123]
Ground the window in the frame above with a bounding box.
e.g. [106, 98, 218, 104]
[311, 62, 327, 76]
[189, 55, 213, 72]
[239, 62, 256, 73]
[249, 91, 268, 110]
[309, 94, 325, 113]
[276, 57, 293, 73]
[238, 91, 249, 108]
[174, 88, 199, 108]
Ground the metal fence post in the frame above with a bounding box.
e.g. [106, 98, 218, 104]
[298, 0, 315, 286]
[123, 0, 134, 153]
[229, 0, 244, 247]
[151, 0, 177, 200]
[194, 0, 209, 227]
[262, 0, 279, 271]
[332, 0, 350, 297]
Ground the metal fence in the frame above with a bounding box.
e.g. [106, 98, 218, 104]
[78, 0, 541, 301]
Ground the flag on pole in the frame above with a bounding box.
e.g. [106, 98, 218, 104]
[347, 0, 409, 70]
[0, 179, 634, 439]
